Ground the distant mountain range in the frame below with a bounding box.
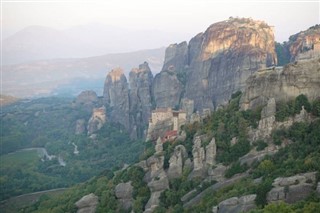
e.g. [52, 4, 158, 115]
[2, 47, 165, 98]
[2, 23, 185, 65]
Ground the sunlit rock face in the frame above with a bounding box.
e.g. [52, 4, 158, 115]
[103, 67, 130, 130]
[185, 17, 277, 111]
[155, 17, 277, 112]
[287, 25, 320, 61]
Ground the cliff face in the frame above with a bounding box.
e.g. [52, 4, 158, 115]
[129, 62, 153, 138]
[103, 68, 130, 130]
[287, 25, 320, 61]
[185, 18, 277, 110]
[153, 17, 277, 111]
[240, 58, 320, 110]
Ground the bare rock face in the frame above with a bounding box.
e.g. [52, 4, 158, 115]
[129, 62, 153, 138]
[254, 98, 276, 139]
[152, 70, 184, 108]
[115, 182, 133, 210]
[215, 194, 257, 213]
[75, 193, 99, 213]
[189, 136, 206, 179]
[185, 17, 277, 111]
[87, 107, 106, 135]
[240, 58, 320, 110]
[267, 172, 317, 204]
[155, 137, 163, 154]
[205, 137, 217, 166]
[287, 25, 320, 61]
[162, 41, 188, 72]
[103, 68, 130, 130]
[143, 150, 169, 213]
[167, 145, 188, 179]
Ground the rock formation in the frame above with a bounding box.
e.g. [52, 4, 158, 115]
[87, 106, 106, 135]
[184, 17, 277, 111]
[241, 58, 320, 110]
[129, 62, 153, 138]
[103, 68, 130, 130]
[143, 142, 169, 213]
[254, 98, 276, 139]
[189, 136, 206, 179]
[287, 25, 320, 61]
[74, 90, 100, 112]
[213, 194, 257, 213]
[152, 70, 184, 108]
[151, 18, 276, 112]
[75, 119, 86, 135]
[162, 41, 189, 72]
[115, 182, 133, 210]
[167, 145, 188, 179]
[75, 193, 99, 213]
[205, 137, 217, 166]
[267, 172, 317, 204]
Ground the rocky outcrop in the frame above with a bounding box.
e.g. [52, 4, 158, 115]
[213, 194, 257, 213]
[185, 17, 277, 111]
[87, 107, 106, 135]
[205, 138, 217, 166]
[152, 70, 184, 108]
[207, 164, 227, 182]
[152, 18, 276, 112]
[240, 58, 320, 110]
[143, 140, 169, 213]
[167, 145, 188, 179]
[115, 182, 133, 210]
[75, 193, 99, 213]
[267, 172, 317, 204]
[129, 62, 153, 138]
[287, 25, 320, 61]
[189, 136, 206, 179]
[189, 136, 218, 179]
[162, 42, 188, 72]
[103, 68, 130, 130]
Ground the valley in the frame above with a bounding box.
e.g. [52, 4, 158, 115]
[1, 17, 320, 213]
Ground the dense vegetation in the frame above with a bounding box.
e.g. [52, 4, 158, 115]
[3, 94, 320, 213]
[0, 97, 144, 200]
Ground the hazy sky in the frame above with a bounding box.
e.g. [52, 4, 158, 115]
[2, 0, 320, 42]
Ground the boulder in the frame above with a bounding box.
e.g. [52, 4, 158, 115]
[115, 182, 133, 210]
[75, 193, 99, 213]
[267, 172, 317, 204]
[167, 145, 187, 179]
[217, 194, 257, 213]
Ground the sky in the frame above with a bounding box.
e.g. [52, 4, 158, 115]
[1, 0, 320, 42]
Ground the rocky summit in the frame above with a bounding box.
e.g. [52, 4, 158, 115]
[100, 18, 320, 140]
[155, 17, 277, 111]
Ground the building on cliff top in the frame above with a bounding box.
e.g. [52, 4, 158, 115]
[146, 108, 187, 142]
